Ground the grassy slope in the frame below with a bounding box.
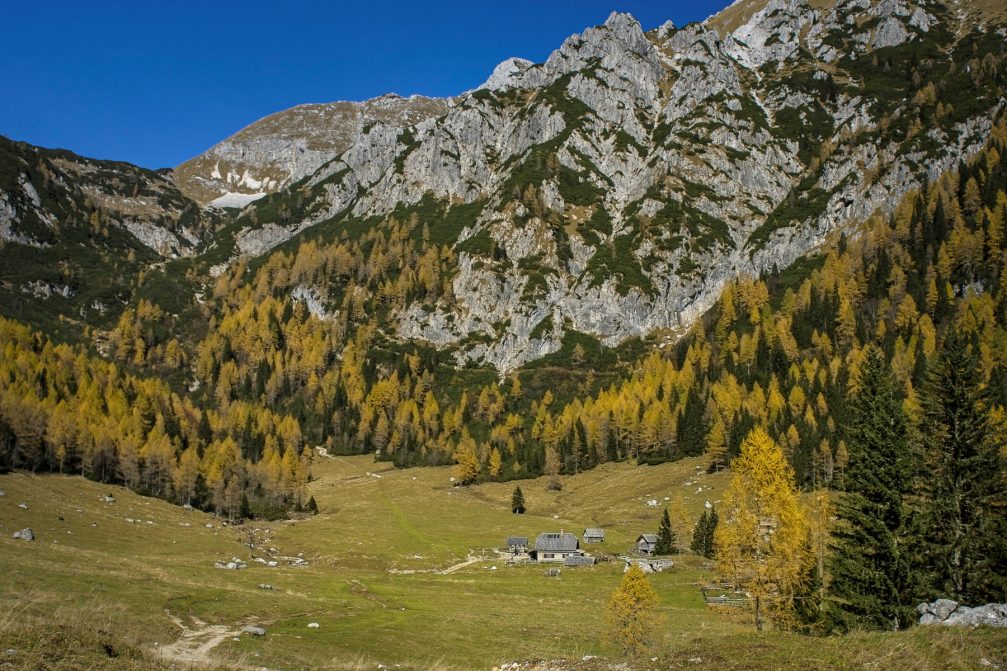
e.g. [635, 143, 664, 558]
[1, 458, 1005, 670]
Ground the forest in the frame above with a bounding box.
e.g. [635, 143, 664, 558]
[1, 115, 1006, 542]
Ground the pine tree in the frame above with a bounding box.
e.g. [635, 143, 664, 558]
[916, 328, 1007, 604]
[511, 485, 526, 514]
[307, 495, 319, 514]
[654, 508, 677, 555]
[827, 347, 917, 631]
[606, 564, 662, 654]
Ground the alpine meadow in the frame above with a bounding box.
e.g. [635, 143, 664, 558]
[2, 1, 1007, 669]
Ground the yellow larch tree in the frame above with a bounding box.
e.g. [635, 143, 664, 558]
[606, 563, 662, 654]
[715, 427, 810, 630]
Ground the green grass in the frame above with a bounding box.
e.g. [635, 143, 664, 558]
[2, 457, 1005, 670]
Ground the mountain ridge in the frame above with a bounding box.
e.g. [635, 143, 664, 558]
[1, 0, 1005, 373]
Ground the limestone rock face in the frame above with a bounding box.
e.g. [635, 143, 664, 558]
[209, 1, 1003, 372]
[173, 94, 451, 206]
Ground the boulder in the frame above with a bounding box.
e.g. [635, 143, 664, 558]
[12, 528, 34, 541]
[17, 503, 27, 510]
[918, 600, 1007, 628]
[243, 626, 266, 636]
[931, 598, 959, 620]
[945, 604, 1007, 628]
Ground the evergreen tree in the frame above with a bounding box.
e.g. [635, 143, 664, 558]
[307, 495, 319, 514]
[239, 492, 252, 520]
[704, 506, 719, 559]
[827, 347, 917, 631]
[691, 510, 709, 555]
[916, 328, 1007, 604]
[654, 508, 677, 555]
[511, 485, 526, 514]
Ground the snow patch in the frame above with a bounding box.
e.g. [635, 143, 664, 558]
[209, 191, 267, 209]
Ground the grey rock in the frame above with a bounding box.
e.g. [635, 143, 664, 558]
[918, 600, 1007, 628]
[12, 528, 34, 541]
[17, 503, 27, 510]
[478, 58, 535, 91]
[932, 598, 960, 620]
[192, 2, 1001, 373]
[242, 625, 266, 636]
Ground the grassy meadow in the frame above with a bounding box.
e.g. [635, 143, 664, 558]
[1, 455, 1005, 670]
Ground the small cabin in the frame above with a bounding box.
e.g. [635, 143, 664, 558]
[533, 532, 580, 562]
[636, 533, 658, 555]
[506, 536, 529, 554]
[582, 528, 605, 544]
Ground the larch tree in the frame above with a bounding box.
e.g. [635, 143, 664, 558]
[827, 346, 917, 630]
[606, 563, 662, 654]
[715, 427, 810, 630]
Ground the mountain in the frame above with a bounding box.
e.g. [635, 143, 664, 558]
[207, 0, 1006, 371]
[1, 0, 1006, 522]
[0, 136, 219, 336]
[1, 0, 1003, 365]
[172, 94, 452, 207]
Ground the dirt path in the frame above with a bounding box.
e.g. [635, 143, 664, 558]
[440, 554, 490, 574]
[158, 613, 243, 666]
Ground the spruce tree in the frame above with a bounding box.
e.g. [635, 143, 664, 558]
[827, 347, 917, 631]
[691, 510, 709, 555]
[704, 506, 718, 559]
[239, 492, 252, 520]
[307, 495, 319, 514]
[511, 485, 526, 514]
[655, 508, 677, 555]
[916, 328, 1007, 604]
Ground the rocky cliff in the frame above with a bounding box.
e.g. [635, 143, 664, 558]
[216, 0, 1005, 371]
[173, 94, 451, 207]
[1, 0, 1004, 369]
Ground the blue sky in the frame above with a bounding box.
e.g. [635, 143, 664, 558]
[1, 1, 732, 169]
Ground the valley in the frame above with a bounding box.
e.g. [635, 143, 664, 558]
[2, 0, 1007, 668]
[3, 456, 1005, 670]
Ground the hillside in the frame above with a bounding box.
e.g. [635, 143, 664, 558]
[2, 458, 1005, 670]
[0, 0, 1005, 507]
[0, 136, 221, 339]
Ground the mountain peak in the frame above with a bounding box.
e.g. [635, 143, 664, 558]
[478, 57, 535, 91]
